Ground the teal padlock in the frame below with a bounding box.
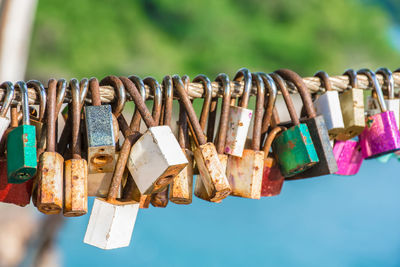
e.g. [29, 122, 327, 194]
[270, 73, 319, 177]
[7, 81, 37, 183]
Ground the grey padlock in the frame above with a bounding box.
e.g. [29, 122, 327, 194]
[84, 78, 116, 174]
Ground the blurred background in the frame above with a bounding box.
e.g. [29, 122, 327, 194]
[1, 0, 400, 266]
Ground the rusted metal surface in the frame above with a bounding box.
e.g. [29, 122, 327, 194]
[259, 73, 278, 145]
[150, 186, 169, 208]
[193, 74, 212, 131]
[215, 73, 231, 154]
[169, 149, 193, 204]
[63, 158, 88, 216]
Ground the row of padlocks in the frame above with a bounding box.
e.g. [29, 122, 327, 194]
[0, 67, 399, 249]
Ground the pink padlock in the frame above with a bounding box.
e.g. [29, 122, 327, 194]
[333, 140, 363, 175]
[357, 69, 400, 159]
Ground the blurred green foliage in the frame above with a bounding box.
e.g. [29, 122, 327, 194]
[27, 0, 399, 81]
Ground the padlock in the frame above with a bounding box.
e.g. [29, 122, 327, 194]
[36, 79, 64, 214]
[376, 68, 399, 128]
[275, 69, 337, 179]
[144, 76, 169, 208]
[226, 73, 265, 199]
[168, 75, 193, 204]
[336, 69, 365, 140]
[0, 82, 14, 140]
[26, 80, 46, 143]
[123, 173, 151, 209]
[271, 73, 319, 177]
[258, 73, 285, 197]
[224, 68, 253, 157]
[126, 75, 188, 195]
[173, 75, 231, 201]
[63, 79, 88, 216]
[7, 81, 37, 183]
[333, 139, 363, 175]
[84, 78, 116, 174]
[313, 71, 345, 139]
[84, 76, 140, 250]
[194, 73, 232, 202]
[358, 69, 400, 158]
[0, 107, 33, 206]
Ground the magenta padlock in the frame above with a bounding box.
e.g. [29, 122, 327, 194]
[358, 69, 400, 159]
[333, 140, 363, 175]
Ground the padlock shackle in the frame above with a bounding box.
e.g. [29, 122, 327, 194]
[314, 71, 333, 92]
[162, 75, 173, 127]
[10, 106, 18, 128]
[0, 81, 14, 117]
[357, 69, 387, 112]
[343, 69, 358, 89]
[70, 79, 82, 159]
[376, 68, 394, 100]
[127, 75, 157, 128]
[79, 79, 89, 109]
[16, 81, 30, 125]
[275, 69, 317, 119]
[173, 75, 207, 146]
[56, 79, 67, 115]
[193, 74, 212, 131]
[234, 68, 252, 108]
[271, 108, 280, 127]
[251, 73, 265, 151]
[128, 76, 147, 131]
[262, 126, 286, 154]
[89, 78, 101, 106]
[144, 77, 163, 124]
[270, 73, 300, 126]
[215, 73, 231, 154]
[46, 79, 57, 153]
[258, 73, 277, 139]
[177, 75, 190, 149]
[100, 76, 126, 119]
[27, 80, 47, 123]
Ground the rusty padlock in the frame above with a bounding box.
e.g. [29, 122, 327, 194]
[126, 74, 188, 195]
[63, 78, 88, 216]
[194, 73, 231, 202]
[0, 82, 14, 140]
[313, 71, 345, 139]
[173, 75, 231, 202]
[226, 72, 265, 199]
[84, 76, 141, 250]
[36, 79, 64, 214]
[275, 69, 337, 179]
[168, 75, 194, 204]
[336, 69, 365, 140]
[0, 107, 33, 206]
[84, 78, 116, 174]
[224, 68, 253, 157]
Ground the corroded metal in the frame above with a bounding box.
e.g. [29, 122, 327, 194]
[169, 149, 193, 204]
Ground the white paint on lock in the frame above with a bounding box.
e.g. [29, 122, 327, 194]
[0, 116, 10, 140]
[84, 198, 139, 250]
[314, 91, 345, 131]
[224, 107, 252, 157]
[386, 99, 400, 128]
[127, 125, 188, 194]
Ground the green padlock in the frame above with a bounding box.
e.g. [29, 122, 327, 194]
[7, 81, 37, 183]
[270, 73, 319, 177]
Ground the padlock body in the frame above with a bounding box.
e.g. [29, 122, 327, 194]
[193, 143, 231, 202]
[337, 88, 365, 140]
[288, 116, 338, 179]
[127, 126, 188, 195]
[169, 148, 193, 204]
[194, 154, 226, 203]
[227, 149, 264, 199]
[272, 124, 318, 177]
[36, 152, 64, 214]
[314, 91, 344, 139]
[88, 153, 123, 197]
[7, 125, 37, 183]
[64, 158, 88, 216]
[360, 111, 400, 158]
[0, 158, 33, 206]
[85, 105, 116, 174]
[0, 116, 10, 141]
[84, 198, 139, 250]
[261, 154, 284, 197]
[385, 99, 400, 129]
[333, 140, 363, 175]
[224, 106, 252, 157]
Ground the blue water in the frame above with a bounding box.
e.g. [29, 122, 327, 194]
[58, 158, 400, 267]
